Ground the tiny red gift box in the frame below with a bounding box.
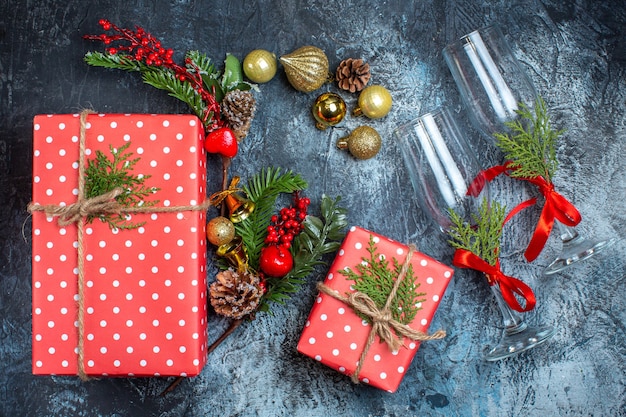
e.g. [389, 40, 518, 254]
[31, 113, 208, 377]
[297, 226, 454, 392]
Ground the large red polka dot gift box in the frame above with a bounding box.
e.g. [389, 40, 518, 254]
[297, 226, 454, 393]
[30, 113, 209, 378]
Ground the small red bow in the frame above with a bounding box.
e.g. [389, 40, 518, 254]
[468, 162, 581, 262]
[453, 249, 536, 312]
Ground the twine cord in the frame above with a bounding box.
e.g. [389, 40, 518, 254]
[317, 244, 446, 384]
[28, 110, 210, 380]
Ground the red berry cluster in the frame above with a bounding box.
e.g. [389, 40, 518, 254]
[264, 193, 311, 249]
[84, 19, 221, 129]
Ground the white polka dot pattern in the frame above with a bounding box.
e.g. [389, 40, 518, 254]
[296, 226, 454, 393]
[31, 114, 208, 377]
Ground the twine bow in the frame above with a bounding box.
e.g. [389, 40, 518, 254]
[208, 176, 242, 207]
[317, 244, 446, 384]
[28, 110, 211, 380]
[468, 161, 581, 262]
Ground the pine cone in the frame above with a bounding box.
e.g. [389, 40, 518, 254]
[221, 90, 257, 141]
[335, 58, 371, 93]
[209, 268, 263, 320]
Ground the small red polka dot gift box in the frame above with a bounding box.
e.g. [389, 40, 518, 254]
[297, 226, 454, 392]
[30, 113, 208, 378]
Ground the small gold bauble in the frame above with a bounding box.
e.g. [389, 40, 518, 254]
[312, 92, 347, 130]
[207, 216, 236, 246]
[337, 125, 382, 160]
[279, 46, 330, 92]
[352, 85, 393, 119]
[243, 49, 277, 83]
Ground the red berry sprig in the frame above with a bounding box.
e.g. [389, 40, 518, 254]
[264, 193, 311, 249]
[84, 19, 222, 130]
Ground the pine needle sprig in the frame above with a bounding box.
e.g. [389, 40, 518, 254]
[141, 68, 210, 123]
[339, 235, 425, 325]
[84, 50, 147, 72]
[494, 96, 562, 183]
[259, 194, 348, 311]
[234, 167, 308, 271]
[84, 142, 159, 229]
[447, 198, 506, 266]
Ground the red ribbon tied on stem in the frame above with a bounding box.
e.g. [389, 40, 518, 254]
[468, 162, 582, 262]
[452, 249, 536, 312]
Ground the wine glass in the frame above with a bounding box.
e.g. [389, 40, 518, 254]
[394, 106, 555, 361]
[442, 24, 616, 275]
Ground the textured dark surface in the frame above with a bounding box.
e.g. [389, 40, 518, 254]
[1, 1, 625, 416]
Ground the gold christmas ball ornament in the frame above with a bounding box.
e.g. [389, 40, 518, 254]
[206, 216, 236, 246]
[312, 92, 347, 130]
[279, 46, 330, 92]
[352, 85, 393, 119]
[243, 49, 277, 83]
[337, 126, 382, 160]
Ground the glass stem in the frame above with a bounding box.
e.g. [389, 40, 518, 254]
[488, 279, 527, 335]
[554, 221, 579, 243]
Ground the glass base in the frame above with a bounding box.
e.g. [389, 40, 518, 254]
[485, 322, 556, 361]
[544, 235, 617, 276]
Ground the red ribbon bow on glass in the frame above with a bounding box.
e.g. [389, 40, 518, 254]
[468, 162, 582, 262]
[452, 249, 536, 312]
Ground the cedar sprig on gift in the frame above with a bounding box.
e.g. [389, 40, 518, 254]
[494, 96, 561, 183]
[84, 142, 159, 229]
[447, 198, 506, 266]
[339, 235, 426, 325]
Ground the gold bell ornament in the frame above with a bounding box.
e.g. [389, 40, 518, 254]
[243, 49, 277, 83]
[206, 216, 236, 246]
[216, 236, 249, 272]
[209, 177, 256, 224]
[312, 92, 347, 130]
[352, 85, 393, 119]
[336, 126, 382, 160]
[223, 193, 255, 223]
[279, 46, 330, 92]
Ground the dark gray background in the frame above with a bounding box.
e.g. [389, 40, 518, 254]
[1, 1, 624, 416]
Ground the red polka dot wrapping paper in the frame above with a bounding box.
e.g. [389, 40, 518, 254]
[297, 226, 454, 392]
[31, 114, 209, 377]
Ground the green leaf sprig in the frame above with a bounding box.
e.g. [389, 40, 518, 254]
[338, 235, 425, 325]
[84, 142, 159, 229]
[494, 96, 562, 183]
[262, 194, 348, 311]
[447, 198, 506, 266]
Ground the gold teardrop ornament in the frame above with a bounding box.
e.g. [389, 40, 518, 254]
[337, 126, 382, 160]
[352, 85, 393, 119]
[243, 49, 277, 83]
[279, 46, 330, 92]
[312, 92, 347, 130]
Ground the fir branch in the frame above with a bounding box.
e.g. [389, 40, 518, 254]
[338, 235, 425, 325]
[259, 195, 348, 311]
[141, 69, 209, 122]
[494, 96, 562, 182]
[447, 198, 506, 266]
[84, 142, 159, 229]
[84, 51, 146, 72]
[234, 167, 308, 271]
